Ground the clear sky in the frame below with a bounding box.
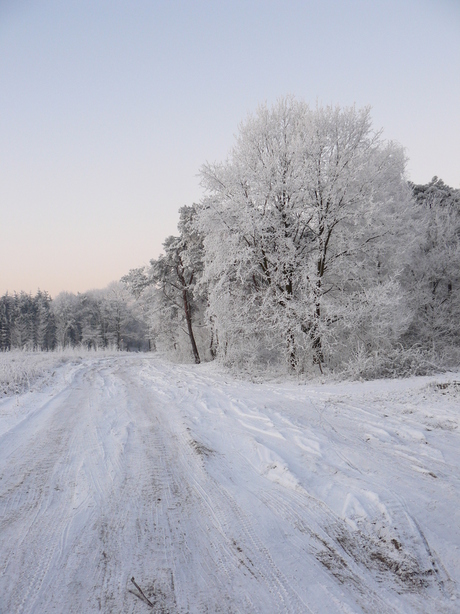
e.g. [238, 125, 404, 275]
[1, 0, 459, 297]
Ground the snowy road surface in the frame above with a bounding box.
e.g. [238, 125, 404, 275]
[0, 356, 459, 613]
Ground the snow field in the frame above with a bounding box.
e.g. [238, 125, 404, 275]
[0, 355, 458, 613]
[0, 348, 121, 396]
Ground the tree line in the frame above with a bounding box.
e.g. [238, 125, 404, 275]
[3, 98, 459, 377]
[123, 99, 460, 377]
[0, 283, 148, 352]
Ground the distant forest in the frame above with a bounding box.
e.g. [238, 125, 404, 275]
[3, 100, 460, 378]
[0, 283, 149, 352]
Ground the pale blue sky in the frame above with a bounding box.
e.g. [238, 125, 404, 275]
[1, 0, 459, 296]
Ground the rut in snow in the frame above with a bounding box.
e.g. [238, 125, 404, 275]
[0, 355, 458, 613]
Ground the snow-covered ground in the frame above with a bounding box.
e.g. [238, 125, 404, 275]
[0, 355, 458, 613]
[0, 348, 120, 397]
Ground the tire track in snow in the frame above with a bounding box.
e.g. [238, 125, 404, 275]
[137, 361, 317, 613]
[148, 358, 459, 613]
[0, 364, 128, 613]
[1, 356, 458, 613]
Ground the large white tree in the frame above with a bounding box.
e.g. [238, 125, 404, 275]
[197, 98, 414, 371]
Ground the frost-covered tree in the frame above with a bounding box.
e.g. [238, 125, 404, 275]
[52, 286, 148, 350]
[34, 290, 55, 350]
[123, 205, 209, 362]
[0, 291, 57, 350]
[0, 294, 13, 351]
[52, 292, 81, 347]
[90, 282, 148, 350]
[198, 98, 414, 371]
[404, 177, 460, 358]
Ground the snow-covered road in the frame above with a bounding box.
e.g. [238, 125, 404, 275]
[0, 356, 458, 613]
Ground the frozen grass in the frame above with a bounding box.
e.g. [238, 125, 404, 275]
[0, 347, 122, 396]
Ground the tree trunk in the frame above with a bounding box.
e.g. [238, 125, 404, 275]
[311, 310, 324, 370]
[287, 328, 297, 370]
[182, 288, 201, 364]
[209, 318, 217, 359]
[284, 274, 297, 369]
[311, 275, 324, 370]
